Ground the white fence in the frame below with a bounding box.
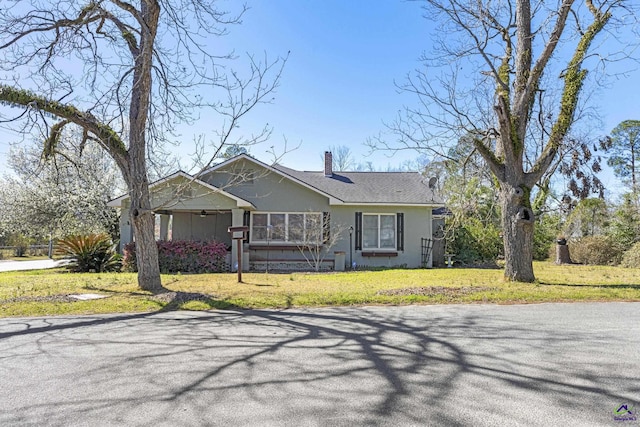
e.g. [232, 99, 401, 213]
[0, 244, 54, 258]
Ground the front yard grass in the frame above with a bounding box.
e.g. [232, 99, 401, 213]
[1, 261, 639, 317]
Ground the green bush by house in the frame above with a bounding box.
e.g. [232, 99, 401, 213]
[123, 240, 228, 274]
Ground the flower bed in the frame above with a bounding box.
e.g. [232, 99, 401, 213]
[123, 240, 228, 273]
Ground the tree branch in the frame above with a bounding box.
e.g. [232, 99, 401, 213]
[517, 0, 573, 122]
[526, 8, 612, 187]
[0, 85, 129, 171]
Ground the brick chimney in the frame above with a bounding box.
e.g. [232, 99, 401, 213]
[324, 151, 333, 177]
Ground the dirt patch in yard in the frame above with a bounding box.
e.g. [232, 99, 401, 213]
[377, 286, 497, 297]
[3, 295, 85, 303]
[150, 291, 216, 304]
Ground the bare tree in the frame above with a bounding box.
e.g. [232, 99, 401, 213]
[377, 0, 634, 281]
[290, 212, 344, 272]
[0, 1, 286, 292]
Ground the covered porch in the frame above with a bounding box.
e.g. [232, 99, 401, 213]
[154, 209, 234, 248]
[109, 171, 255, 271]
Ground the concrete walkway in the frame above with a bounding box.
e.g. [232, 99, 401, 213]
[0, 259, 69, 272]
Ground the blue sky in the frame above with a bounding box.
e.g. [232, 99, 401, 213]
[187, 0, 437, 171]
[1, 0, 638, 187]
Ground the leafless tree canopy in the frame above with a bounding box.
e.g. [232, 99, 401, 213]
[378, 0, 637, 281]
[0, 0, 285, 168]
[389, 0, 635, 163]
[0, 1, 287, 291]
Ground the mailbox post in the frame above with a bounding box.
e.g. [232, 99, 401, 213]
[228, 226, 249, 282]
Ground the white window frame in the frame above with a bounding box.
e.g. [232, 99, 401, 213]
[250, 212, 323, 244]
[362, 213, 396, 250]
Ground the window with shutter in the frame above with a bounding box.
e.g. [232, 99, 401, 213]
[358, 213, 399, 250]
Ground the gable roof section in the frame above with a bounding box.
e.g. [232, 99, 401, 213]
[107, 171, 255, 209]
[274, 165, 443, 206]
[202, 154, 343, 204]
[203, 154, 443, 207]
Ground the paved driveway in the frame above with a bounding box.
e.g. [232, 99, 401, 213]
[0, 303, 638, 426]
[0, 259, 68, 272]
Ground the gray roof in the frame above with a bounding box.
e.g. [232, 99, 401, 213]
[273, 164, 443, 205]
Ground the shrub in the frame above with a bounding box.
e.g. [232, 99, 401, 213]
[620, 242, 640, 268]
[123, 240, 228, 273]
[608, 194, 640, 248]
[8, 234, 31, 257]
[448, 218, 502, 265]
[56, 234, 121, 272]
[534, 213, 562, 261]
[569, 235, 625, 266]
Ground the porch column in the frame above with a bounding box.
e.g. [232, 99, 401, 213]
[230, 209, 245, 271]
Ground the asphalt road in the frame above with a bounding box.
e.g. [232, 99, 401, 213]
[0, 303, 638, 426]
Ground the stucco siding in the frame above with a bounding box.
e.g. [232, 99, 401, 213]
[203, 160, 330, 211]
[150, 175, 239, 211]
[331, 205, 432, 269]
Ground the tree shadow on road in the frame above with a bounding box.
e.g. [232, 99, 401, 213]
[0, 290, 237, 339]
[0, 305, 638, 425]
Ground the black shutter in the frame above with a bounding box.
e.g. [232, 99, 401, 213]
[355, 212, 362, 250]
[243, 211, 250, 242]
[397, 213, 404, 251]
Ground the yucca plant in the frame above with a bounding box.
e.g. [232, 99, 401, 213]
[56, 234, 121, 273]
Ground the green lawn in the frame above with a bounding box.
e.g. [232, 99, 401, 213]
[1, 262, 639, 317]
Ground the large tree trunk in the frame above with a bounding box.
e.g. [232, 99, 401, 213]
[126, 1, 163, 293]
[0, 0, 286, 293]
[500, 184, 535, 282]
[131, 217, 162, 292]
[556, 240, 572, 264]
[129, 181, 163, 293]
